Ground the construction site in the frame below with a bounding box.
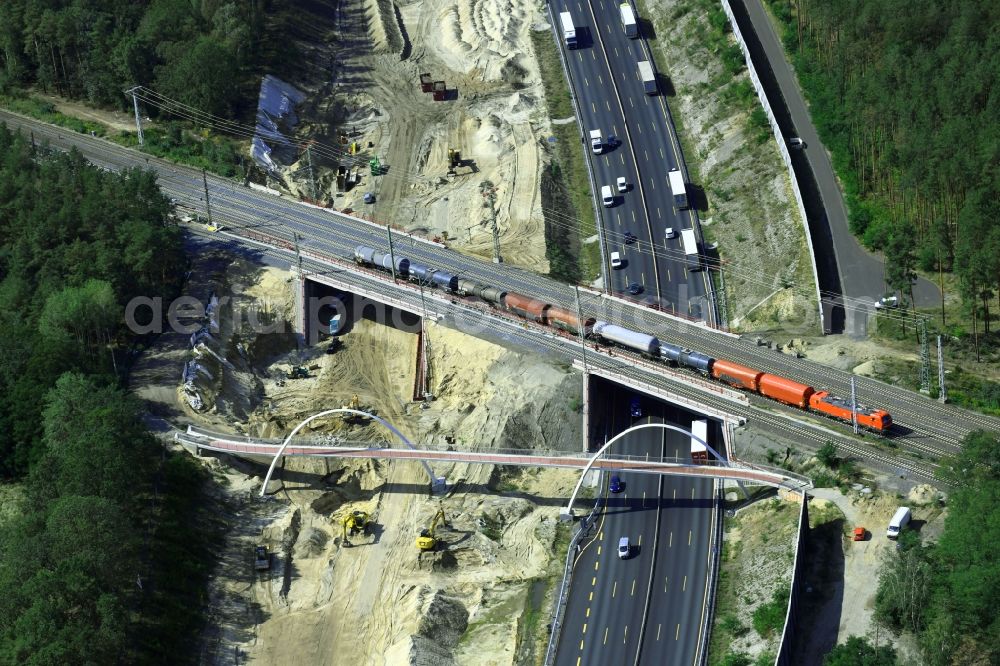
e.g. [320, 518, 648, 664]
[248, 0, 550, 272]
[151, 245, 585, 664]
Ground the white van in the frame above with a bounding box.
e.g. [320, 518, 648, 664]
[610, 251, 623, 269]
[886, 507, 911, 539]
[601, 185, 614, 207]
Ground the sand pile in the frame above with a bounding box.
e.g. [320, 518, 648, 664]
[428, 0, 534, 79]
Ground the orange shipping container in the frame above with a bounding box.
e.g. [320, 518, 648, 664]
[710, 359, 763, 391]
[758, 374, 814, 408]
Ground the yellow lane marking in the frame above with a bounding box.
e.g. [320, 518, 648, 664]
[598, 545, 602, 555]
[583, 623, 587, 634]
[586, 607, 590, 617]
[592, 577, 597, 586]
[595, 560, 599, 571]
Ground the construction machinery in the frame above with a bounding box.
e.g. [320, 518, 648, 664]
[340, 394, 375, 423]
[369, 155, 383, 175]
[446, 149, 475, 178]
[289, 366, 309, 379]
[340, 510, 372, 547]
[415, 509, 447, 551]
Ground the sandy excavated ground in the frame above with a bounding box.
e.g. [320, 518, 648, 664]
[163, 260, 585, 665]
[280, 0, 550, 272]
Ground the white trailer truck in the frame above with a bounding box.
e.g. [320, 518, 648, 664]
[620, 4, 638, 38]
[560, 12, 577, 49]
[668, 168, 688, 209]
[681, 228, 702, 271]
[638, 60, 657, 94]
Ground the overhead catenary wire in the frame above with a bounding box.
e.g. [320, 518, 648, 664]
[132, 86, 928, 326]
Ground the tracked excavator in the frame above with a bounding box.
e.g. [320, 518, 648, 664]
[340, 510, 372, 547]
[415, 509, 447, 551]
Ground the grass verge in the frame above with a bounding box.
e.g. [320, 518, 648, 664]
[530, 29, 601, 285]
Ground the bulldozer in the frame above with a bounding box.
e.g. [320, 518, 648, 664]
[340, 510, 372, 547]
[415, 508, 447, 551]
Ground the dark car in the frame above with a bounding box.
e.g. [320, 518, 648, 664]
[609, 475, 624, 494]
[624, 231, 637, 245]
[630, 397, 642, 418]
[628, 283, 643, 295]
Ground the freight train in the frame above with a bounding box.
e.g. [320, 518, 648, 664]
[353, 246, 893, 433]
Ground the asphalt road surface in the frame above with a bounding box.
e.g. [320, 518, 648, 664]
[4, 109, 995, 454]
[556, 389, 715, 665]
[552, 0, 712, 322]
[735, 0, 939, 337]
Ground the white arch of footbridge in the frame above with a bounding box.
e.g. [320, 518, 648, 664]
[177, 425, 811, 491]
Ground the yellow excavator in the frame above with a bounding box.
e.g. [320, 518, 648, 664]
[340, 510, 371, 547]
[415, 509, 447, 551]
[341, 395, 375, 424]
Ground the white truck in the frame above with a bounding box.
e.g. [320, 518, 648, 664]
[690, 419, 708, 462]
[620, 4, 638, 38]
[668, 168, 688, 209]
[590, 129, 603, 154]
[681, 228, 702, 271]
[886, 507, 911, 539]
[560, 12, 577, 49]
[638, 60, 657, 94]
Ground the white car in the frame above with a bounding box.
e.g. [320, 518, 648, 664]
[618, 537, 630, 559]
[610, 252, 622, 269]
[601, 185, 614, 207]
[875, 295, 899, 309]
[616, 176, 627, 193]
[665, 227, 677, 239]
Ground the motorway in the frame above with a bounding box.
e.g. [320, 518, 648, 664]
[3, 111, 995, 458]
[556, 387, 715, 665]
[551, 0, 712, 321]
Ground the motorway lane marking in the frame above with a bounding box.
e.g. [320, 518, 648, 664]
[586, 607, 590, 617]
[692, 487, 696, 499]
[627, 45, 632, 55]
[688, 530, 693, 546]
[673, 488, 677, 500]
[604, 627, 609, 645]
[666, 268, 671, 281]
[664, 577, 669, 593]
[600, 532, 604, 541]
[657, 624, 662, 641]
[651, 121, 657, 133]
[597, 545, 602, 555]
[591, 102, 597, 113]
[606, 100, 611, 111]
[683, 575, 688, 591]
[637, 534, 642, 546]
[669, 532, 673, 547]
[595, 560, 599, 571]
[616, 213, 621, 226]
[598, 74, 604, 85]
[589, 591, 594, 601]
[642, 490, 646, 506]
[584, 76, 589, 87]
[644, 149, 649, 161]
[642, 271, 646, 284]
[580, 639, 584, 650]
[631, 579, 636, 596]
[636, 123, 641, 134]
[592, 577, 597, 586]
[660, 147, 665, 159]
[583, 623, 587, 634]
[631, 210, 636, 222]
[614, 47, 619, 57]
[649, 178, 655, 189]
[629, 96, 634, 108]
[675, 624, 681, 641]
[657, 207, 662, 219]
[620, 154, 625, 165]
[623, 625, 628, 644]
[576, 658, 581, 666]
[612, 581, 617, 597]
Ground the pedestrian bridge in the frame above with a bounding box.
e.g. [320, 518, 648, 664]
[176, 426, 811, 492]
